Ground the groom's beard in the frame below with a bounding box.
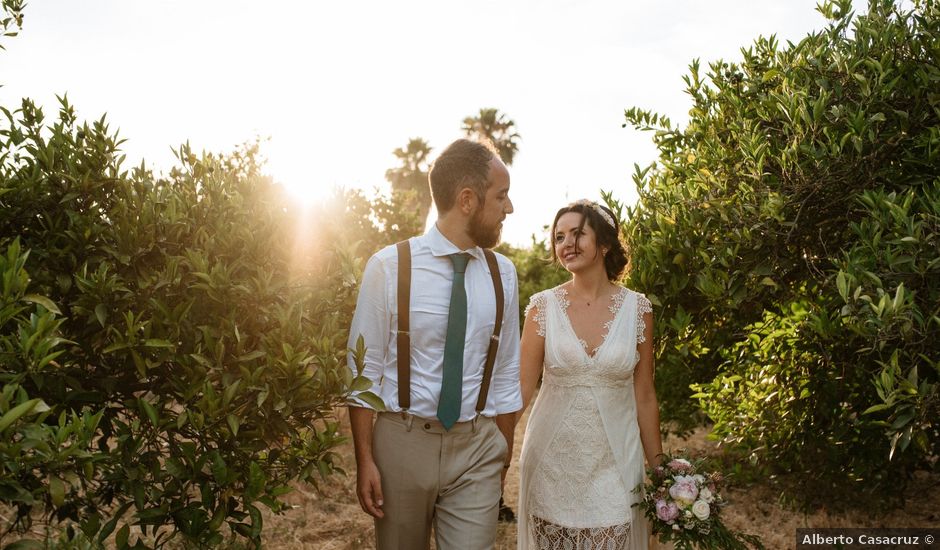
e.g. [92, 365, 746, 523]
[468, 208, 502, 249]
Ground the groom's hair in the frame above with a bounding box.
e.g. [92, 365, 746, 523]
[429, 139, 498, 213]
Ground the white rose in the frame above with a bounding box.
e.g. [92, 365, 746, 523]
[699, 487, 713, 503]
[693, 474, 705, 483]
[692, 500, 710, 520]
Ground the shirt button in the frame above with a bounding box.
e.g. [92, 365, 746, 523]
[424, 423, 431, 430]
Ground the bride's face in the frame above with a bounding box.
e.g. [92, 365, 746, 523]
[554, 212, 602, 273]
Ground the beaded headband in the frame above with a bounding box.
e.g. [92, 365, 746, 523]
[571, 199, 616, 229]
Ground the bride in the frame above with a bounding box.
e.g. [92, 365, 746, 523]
[517, 200, 663, 550]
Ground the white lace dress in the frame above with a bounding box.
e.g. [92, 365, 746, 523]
[518, 286, 652, 550]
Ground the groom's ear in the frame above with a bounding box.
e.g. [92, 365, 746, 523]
[457, 187, 478, 215]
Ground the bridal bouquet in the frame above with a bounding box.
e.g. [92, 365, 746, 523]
[633, 453, 763, 550]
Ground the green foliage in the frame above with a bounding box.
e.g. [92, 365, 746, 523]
[616, 0, 940, 501]
[496, 236, 569, 326]
[384, 138, 433, 230]
[329, 186, 426, 256]
[462, 108, 522, 166]
[0, 97, 375, 547]
[0, 0, 23, 52]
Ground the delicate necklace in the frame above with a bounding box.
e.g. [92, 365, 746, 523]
[570, 285, 607, 308]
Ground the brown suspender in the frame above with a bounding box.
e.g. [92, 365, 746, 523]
[396, 240, 505, 414]
[396, 241, 412, 411]
[476, 249, 504, 413]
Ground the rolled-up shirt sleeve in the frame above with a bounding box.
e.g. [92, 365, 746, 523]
[347, 255, 389, 409]
[489, 262, 523, 414]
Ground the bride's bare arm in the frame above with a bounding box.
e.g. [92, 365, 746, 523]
[519, 304, 546, 415]
[634, 309, 663, 467]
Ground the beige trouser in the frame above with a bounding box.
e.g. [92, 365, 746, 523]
[373, 411, 508, 550]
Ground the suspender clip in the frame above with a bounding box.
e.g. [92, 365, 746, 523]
[399, 410, 414, 431]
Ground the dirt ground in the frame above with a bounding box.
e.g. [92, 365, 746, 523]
[257, 407, 938, 550]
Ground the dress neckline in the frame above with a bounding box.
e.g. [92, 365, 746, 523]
[552, 286, 629, 360]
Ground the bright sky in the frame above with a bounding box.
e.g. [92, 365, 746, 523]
[0, 0, 865, 246]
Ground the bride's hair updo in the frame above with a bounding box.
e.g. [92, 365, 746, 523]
[550, 200, 630, 281]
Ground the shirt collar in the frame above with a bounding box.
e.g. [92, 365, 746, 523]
[425, 223, 486, 262]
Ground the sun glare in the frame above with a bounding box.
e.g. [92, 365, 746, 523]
[261, 136, 336, 206]
[269, 160, 334, 207]
[264, 135, 389, 208]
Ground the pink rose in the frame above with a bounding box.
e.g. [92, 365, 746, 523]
[667, 458, 692, 472]
[655, 499, 679, 521]
[668, 475, 699, 505]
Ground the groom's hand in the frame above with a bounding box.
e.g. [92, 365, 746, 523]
[349, 406, 384, 518]
[356, 459, 385, 519]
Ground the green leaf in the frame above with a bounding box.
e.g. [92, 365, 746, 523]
[223, 380, 241, 407]
[237, 350, 266, 362]
[23, 294, 61, 315]
[95, 303, 108, 327]
[139, 399, 159, 427]
[0, 398, 46, 433]
[102, 342, 130, 354]
[350, 375, 373, 392]
[98, 502, 133, 543]
[247, 461, 265, 499]
[353, 391, 386, 411]
[248, 504, 263, 538]
[80, 511, 101, 538]
[891, 412, 914, 431]
[761, 69, 780, 82]
[49, 476, 65, 507]
[862, 403, 890, 415]
[137, 507, 168, 524]
[116, 524, 130, 549]
[211, 452, 228, 485]
[143, 339, 173, 348]
[226, 414, 240, 437]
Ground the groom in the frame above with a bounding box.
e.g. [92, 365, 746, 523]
[347, 139, 522, 550]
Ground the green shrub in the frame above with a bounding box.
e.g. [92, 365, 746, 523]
[616, 0, 939, 501]
[497, 236, 569, 326]
[0, 97, 374, 548]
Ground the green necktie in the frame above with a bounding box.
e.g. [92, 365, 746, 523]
[438, 253, 470, 430]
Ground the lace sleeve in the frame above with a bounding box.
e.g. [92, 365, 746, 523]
[524, 292, 548, 337]
[636, 293, 652, 345]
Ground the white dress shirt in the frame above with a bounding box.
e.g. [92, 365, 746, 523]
[347, 224, 522, 420]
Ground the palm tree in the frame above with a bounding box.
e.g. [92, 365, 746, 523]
[461, 108, 521, 166]
[385, 138, 433, 228]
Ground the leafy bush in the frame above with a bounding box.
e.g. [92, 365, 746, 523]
[497, 236, 568, 325]
[617, 0, 939, 501]
[0, 97, 373, 548]
[0, 0, 23, 52]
